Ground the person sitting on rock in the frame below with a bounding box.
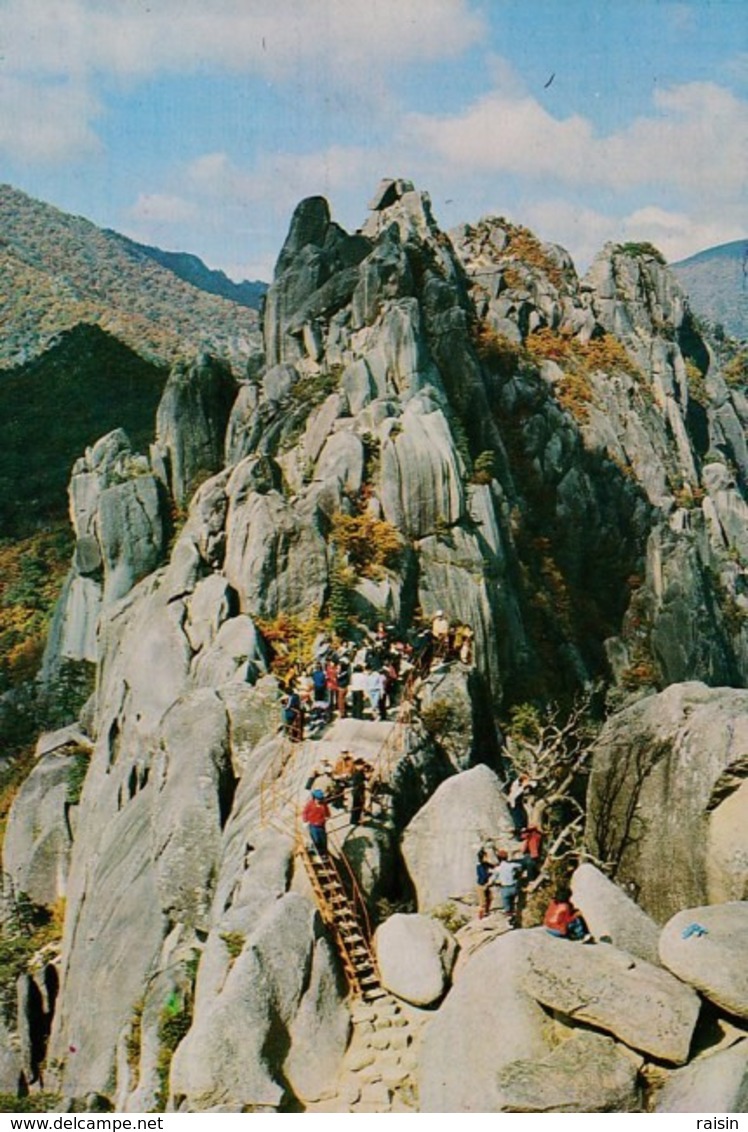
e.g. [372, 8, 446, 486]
[543, 886, 593, 942]
[476, 848, 492, 920]
[302, 789, 331, 856]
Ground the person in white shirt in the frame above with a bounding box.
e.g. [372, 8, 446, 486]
[492, 849, 524, 926]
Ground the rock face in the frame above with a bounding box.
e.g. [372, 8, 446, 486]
[3, 752, 74, 907]
[659, 903, 748, 1019]
[154, 354, 237, 507]
[419, 931, 552, 1112]
[43, 429, 169, 674]
[586, 683, 748, 921]
[374, 913, 457, 1006]
[170, 895, 349, 1110]
[496, 1028, 641, 1114]
[401, 765, 514, 910]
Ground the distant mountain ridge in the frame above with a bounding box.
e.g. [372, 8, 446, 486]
[104, 231, 267, 310]
[0, 183, 260, 370]
[672, 239, 748, 341]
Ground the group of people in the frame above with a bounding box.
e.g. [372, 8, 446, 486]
[475, 845, 591, 939]
[281, 611, 476, 744]
[302, 749, 382, 855]
[475, 839, 536, 927]
[474, 769, 593, 939]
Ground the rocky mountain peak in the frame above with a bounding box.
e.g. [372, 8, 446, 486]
[3, 182, 748, 1113]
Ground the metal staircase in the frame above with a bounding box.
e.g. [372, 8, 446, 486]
[258, 692, 417, 1000]
[298, 841, 385, 1002]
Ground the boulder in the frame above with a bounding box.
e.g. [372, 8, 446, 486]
[190, 615, 267, 689]
[184, 575, 235, 654]
[223, 481, 328, 618]
[706, 778, 748, 904]
[401, 765, 514, 911]
[659, 903, 748, 1019]
[0, 1020, 23, 1094]
[496, 1028, 641, 1113]
[654, 1039, 748, 1113]
[52, 574, 101, 664]
[374, 913, 457, 1006]
[217, 677, 283, 778]
[152, 691, 234, 930]
[570, 863, 660, 965]
[586, 683, 748, 921]
[416, 526, 504, 695]
[262, 362, 298, 403]
[342, 824, 398, 911]
[47, 786, 167, 1097]
[417, 665, 481, 772]
[314, 430, 364, 496]
[419, 931, 551, 1112]
[520, 931, 700, 1064]
[97, 582, 192, 741]
[284, 935, 351, 1103]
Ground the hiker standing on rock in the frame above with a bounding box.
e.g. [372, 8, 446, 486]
[520, 824, 543, 881]
[431, 609, 450, 660]
[476, 848, 492, 919]
[492, 849, 524, 928]
[350, 758, 368, 827]
[302, 789, 330, 856]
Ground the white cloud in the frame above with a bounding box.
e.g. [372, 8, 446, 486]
[619, 205, 745, 264]
[0, 75, 100, 162]
[0, 0, 483, 162]
[186, 145, 386, 228]
[521, 199, 746, 272]
[407, 80, 748, 204]
[4, 0, 483, 79]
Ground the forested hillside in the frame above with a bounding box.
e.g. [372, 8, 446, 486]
[0, 184, 259, 370]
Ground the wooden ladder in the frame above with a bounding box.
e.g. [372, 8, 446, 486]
[298, 841, 385, 1003]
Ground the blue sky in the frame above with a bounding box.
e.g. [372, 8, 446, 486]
[1, 0, 746, 280]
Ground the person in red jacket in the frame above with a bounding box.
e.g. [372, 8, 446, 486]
[302, 789, 331, 856]
[520, 825, 543, 881]
[544, 886, 593, 942]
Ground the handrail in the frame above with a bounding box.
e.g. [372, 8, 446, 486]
[325, 821, 375, 948]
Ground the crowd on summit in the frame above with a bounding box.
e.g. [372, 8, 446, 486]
[280, 611, 474, 743]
